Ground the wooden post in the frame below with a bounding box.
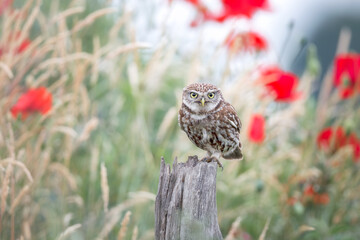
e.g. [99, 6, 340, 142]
[155, 156, 223, 240]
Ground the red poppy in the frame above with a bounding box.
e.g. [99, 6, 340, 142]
[348, 133, 360, 162]
[247, 113, 265, 143]
[334, 54, 360, 99]
[316, 126, 347, 151]
[303, 185, 315, 196]
[0, 0, 13, 15]
[258, 66, 301, 102]
[11, 87, 52, 120]
[185, 0, 199, 4]
[313, 193, 330, 205]
[181, 0, 268, 26]
[17, 38, 31, 53]
[181, 0, 209, 27]
[209, 0, 269, 22]
[225, 31, 267, 53]
[0, 33, 31, 56]
[303, 185, 329, 205]
[286, 197, 298, 206]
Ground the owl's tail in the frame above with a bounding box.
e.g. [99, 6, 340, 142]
[223, 143, 243, 160]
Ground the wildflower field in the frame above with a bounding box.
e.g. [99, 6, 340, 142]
[1, 0, 360, 239]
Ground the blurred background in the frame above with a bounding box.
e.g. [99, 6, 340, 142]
[1, 0, 360, 239]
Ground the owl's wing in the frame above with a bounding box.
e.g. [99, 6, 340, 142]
[178, 107, 188, 131]
[178, 108, 184, 130]
[221, 103, 243, 160]
[224, 104, 242, 133]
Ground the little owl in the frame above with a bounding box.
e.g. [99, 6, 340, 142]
[178, 83, 243, 169]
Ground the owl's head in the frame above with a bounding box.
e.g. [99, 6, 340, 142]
[182, 83, 224, 113]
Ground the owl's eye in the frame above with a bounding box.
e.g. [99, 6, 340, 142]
[190, 92, 198, 98]
[207, 92, 215, 98]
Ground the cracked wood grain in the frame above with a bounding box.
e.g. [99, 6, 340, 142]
[155, 156, 223, 240]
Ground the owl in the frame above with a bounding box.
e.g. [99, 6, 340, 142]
[178, 83, 243, 169]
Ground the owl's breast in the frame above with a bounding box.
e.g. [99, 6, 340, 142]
[191, 116, 219, 143]
[179, 109, 235, 152]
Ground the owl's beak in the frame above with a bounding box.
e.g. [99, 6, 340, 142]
[201, 97, 205, 107]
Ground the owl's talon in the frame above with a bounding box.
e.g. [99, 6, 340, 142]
[214, 159, 223, 171]
[207, 157, 223, 171]
[200, 157, 209, 162]
[201, 157, 222, 170]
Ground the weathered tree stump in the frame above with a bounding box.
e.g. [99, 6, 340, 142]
[155, 156, 223, 240]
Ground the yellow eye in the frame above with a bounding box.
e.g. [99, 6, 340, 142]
[190, 92, 198, 98]
[208, 92, 215, 98]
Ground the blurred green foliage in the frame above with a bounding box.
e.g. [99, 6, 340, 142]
[1, 0, 360, 240]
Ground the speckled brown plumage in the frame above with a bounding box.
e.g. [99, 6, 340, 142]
[178, 83, 243, 168]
